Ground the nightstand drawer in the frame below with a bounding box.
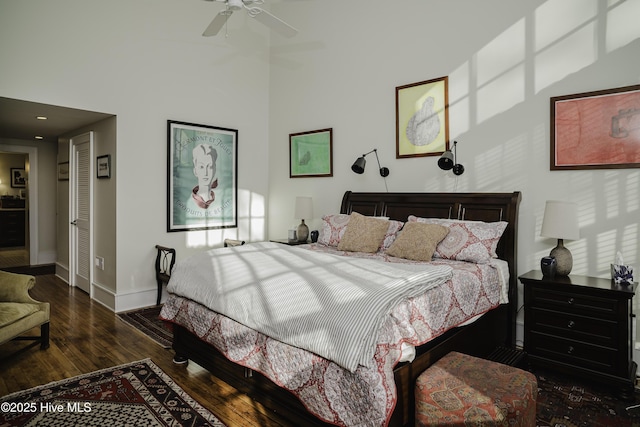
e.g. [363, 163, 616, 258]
[528, 331, 619, 373]
[528, 287, 620, 319]
[528, 307, 617, 346]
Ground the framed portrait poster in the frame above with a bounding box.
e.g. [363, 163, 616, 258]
[167, 120, 238, 232]
[289, 128, 333, 178]
[551, 84, 640, 170]
[10, 168, 26, 188]
[396, 76, 449, 158]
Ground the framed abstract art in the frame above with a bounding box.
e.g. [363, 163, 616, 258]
[551, 84, 640, 170]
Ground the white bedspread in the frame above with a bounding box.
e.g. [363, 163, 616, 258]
[166, 242, 452, 372]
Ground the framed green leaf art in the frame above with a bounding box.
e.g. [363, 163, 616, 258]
[289, 128, 333, 178]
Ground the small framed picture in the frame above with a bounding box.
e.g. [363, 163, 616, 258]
[289, 128, 333, 178]
[58, 162, 70, 181]
[10, 168, 27, 188]
[97, 155, 111, 179]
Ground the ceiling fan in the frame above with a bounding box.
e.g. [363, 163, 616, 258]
[202, 0, 298, 38]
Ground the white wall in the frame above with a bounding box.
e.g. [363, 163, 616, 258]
[1, 0, 639, 316]
[268, 0, 640, 288]
[0, 0, 272, 310]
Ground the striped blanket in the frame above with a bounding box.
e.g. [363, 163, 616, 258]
[166, 242, 452, 372]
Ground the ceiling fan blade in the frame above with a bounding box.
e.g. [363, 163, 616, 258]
[250, 7, 298, 38]
[203, 10, 233, 37]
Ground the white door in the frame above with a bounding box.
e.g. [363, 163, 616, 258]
[70, 133, 92, 295]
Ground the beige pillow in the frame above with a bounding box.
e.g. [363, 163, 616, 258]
[386, 222, 449, 261]
[337, 212, 390, 253]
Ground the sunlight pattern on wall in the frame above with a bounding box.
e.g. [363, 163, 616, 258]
[534, 0, 598, 93]
[421, 0, 640, 353]
[606, 0, 640, 52]
[448, 62, 470, 135]
[476, 20, 526, 123]
[535, 0, 598, 52]
[186, 189, 265, 248]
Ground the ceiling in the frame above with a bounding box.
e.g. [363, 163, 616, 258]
[0, 97, 114, 145]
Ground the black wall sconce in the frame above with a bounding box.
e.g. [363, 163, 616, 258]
[351, 149, 390, 177]
[438, 140, 464, 175]
[352, 148, 389, 191]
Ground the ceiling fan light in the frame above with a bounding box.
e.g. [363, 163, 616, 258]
[227, 0, 243, 10]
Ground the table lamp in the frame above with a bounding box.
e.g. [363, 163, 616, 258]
[294, 196, 313, 243]
[540, 200, 579, 276]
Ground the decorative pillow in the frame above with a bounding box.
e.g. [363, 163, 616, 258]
[408, 216, 508, 263]
[318, 214, 350, 247]
[318, 213, 404, 251]
[385, 222, 449, 262]
[380, 219, 404, 251]
[337, 212, 390, 253]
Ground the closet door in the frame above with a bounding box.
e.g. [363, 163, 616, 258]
[70, 132, 92, 295]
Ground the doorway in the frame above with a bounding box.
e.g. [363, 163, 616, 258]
[0, 147, 37, 269]
[69, 132, 93, 295]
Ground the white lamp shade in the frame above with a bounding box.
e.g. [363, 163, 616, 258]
[294, 196, 313, 219]
[541, 200, 579, 240]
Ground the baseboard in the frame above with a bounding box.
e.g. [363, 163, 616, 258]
[2, 264, 55, 275]
[113, 287, 158, 313]
[55, 262, 69, 282]
[92, 282, 116, 312]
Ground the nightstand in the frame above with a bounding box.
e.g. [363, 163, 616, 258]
[520, 270, 637, 399]
[270, 239, 309, 245]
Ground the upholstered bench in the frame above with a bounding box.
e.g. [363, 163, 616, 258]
[415, 351, 537, 426]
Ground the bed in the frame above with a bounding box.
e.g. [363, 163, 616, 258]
[160, 191, 522, 427]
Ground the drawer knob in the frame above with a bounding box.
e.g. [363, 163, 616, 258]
[567, 320, 576, 329]
[567, 297, 574, 305]
[567, 346, 574, 354]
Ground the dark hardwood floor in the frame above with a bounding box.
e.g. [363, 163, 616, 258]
[0, 273, 289, 427]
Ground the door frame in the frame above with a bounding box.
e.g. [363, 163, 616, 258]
[69, 132, 93, 296]
[0, 144, 38, 265]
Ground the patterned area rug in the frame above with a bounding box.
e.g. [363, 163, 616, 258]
[535, 368, 640, 427]
[117, 305, 172, 348]
[0, 359, 226, 427]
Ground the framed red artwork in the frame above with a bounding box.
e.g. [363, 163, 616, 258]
[551, 84, 640, 170]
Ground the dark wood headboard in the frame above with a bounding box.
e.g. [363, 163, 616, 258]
[340, 191, 522, 345]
